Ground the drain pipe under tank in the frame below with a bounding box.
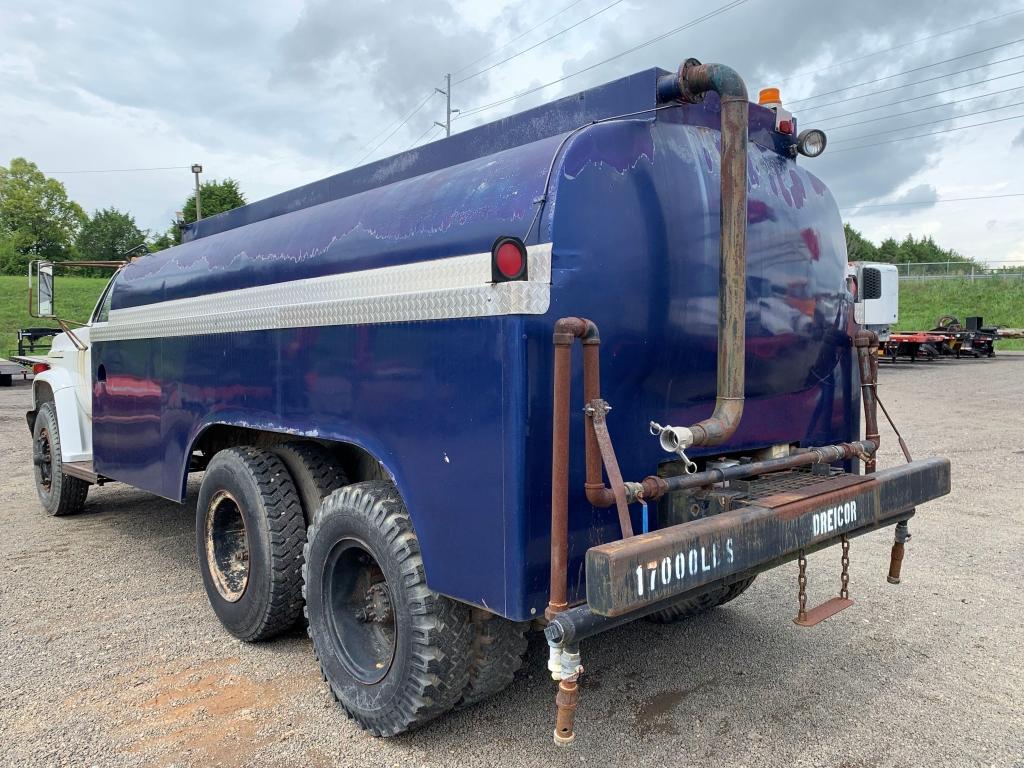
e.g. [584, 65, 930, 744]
[656, 58, 749, 447]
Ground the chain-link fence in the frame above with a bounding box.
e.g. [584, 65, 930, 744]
[896, 261, 1024, 280]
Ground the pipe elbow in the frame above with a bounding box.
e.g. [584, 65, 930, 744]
[854, 329, 879, 348]
[553, 316, 600, 345]
[584, 483, 615, 508]
[690, 398, 745, 447]
[657, 59, 748, 104]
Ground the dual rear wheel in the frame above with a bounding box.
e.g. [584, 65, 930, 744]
[195, 445, 527, 736]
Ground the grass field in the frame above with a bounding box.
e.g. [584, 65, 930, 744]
[0, 275, 109, 357]
[2, 274, 1023, 358]
[896, 277, 1024, 350]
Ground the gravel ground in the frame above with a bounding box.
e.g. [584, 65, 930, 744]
[1, 354, 1022, 768]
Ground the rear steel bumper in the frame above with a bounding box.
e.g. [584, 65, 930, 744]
[582, 457, 950, 621]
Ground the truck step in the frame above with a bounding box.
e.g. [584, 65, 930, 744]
[63, 460, 103, 485]
[793, 596, 854, 627]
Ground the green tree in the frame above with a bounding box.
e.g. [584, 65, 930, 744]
[0, 158, 86, 274]
[875, 236, 902, 264]
[149, 230, 176, 252]
[76, 207, 147, 262]
[842, 224, 981, 279]
[843, 224, 878, 262]
[173, 178, 246, 244]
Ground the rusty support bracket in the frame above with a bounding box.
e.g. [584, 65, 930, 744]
[855, 330, 881, 473]
[585, 399, 634, 539]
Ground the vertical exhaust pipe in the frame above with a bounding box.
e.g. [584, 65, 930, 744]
[657, 59, 749, 446]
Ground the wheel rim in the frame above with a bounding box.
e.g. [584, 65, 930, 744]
[322, 539, 396, 685]
[34, 427, 53, 493]
[204, 491, 250, 602]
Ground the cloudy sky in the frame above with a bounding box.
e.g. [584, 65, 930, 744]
[2, 0, 1023, 264]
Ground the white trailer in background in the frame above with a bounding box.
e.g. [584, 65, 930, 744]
[849, 261, 899, 341]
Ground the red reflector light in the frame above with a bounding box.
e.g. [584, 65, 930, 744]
[32, 363, 50, 374]
[778, 119, 793, 135]
[491, 236, 528, 282]
[496, 242, 524, 277]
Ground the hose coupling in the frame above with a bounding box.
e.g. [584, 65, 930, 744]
[650, 422, 697, 473]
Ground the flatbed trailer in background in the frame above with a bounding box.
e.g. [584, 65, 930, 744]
[884, 316, 999, 361]
[883, 332, 944, 361]
[0, 359, 31, 387]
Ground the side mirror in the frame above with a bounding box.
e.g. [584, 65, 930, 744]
[31, 260, 55, 318]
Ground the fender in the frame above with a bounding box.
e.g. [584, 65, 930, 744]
[31, 369, 92, 463]
[183, 412, 400, 499]
[180, 417, 460, 585]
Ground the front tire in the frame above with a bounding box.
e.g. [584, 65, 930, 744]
[304, 481, 473, 736]
[196, 447, 306, 641]
[32, 401, 88, 517]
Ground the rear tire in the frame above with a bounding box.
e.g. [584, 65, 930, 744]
[196, 447, 306, 641]
[271, 442, 349, 523]
[304, 481, 473, 736]
[32, 402, 88, 517]
[458, 612, 530, 707]
[646, 576, 756, 624]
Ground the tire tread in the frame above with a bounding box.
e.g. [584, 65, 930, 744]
[207, 447, 307, 641]
[458, 614, 529, 707]
[33, 402, 88, 517]
[303, 481, 474, 736]
[646, 576, 756, 624]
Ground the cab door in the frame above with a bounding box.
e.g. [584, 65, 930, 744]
[74, 271, 120, 419]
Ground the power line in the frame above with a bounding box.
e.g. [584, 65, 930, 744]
[405, 123, 442, 151]
[455, 0, 751, 120]
[777, 9, 1024, 84]
[841, 192, 1024, 210]
[826, 112, 1024, 153]
[789, 37, 1024, 105]
[794, 54, 1024, 113]
[452, 0, 590, 75]
[817, 83, 1024, 129]
[346, 0, 614, 165]
[349, 90, 437, 167]
[829, 98, 1024, 143]
[802, 68, 1024, 120]
[455, 0, 626, 85]
[42, 166, 189, 174]
[347, 0, 615, 164]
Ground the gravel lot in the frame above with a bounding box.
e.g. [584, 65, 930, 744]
[1, 354, 1022, 768]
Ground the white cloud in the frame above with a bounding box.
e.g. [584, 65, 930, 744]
[0, 0, 1022, 266]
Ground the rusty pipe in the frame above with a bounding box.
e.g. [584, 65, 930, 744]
[582, 342, 615, 508]
[887, 519, 911, 584]
[553, 679, 579, 745]
[658, 59, 749, 447]
[638, 440, 877, 500]
[854, 330, 881, 473]
[548, 317, 603, 620]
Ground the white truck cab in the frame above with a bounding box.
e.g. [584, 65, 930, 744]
[30, 268, 120, 464]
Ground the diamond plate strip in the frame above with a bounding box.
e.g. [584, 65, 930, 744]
[92, 244, 551, 342]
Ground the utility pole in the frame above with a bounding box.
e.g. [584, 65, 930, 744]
[190, 164, 203, 220]
[434, 74, 459, 137]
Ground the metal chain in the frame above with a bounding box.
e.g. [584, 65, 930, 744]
[797, 552, 808, 622]
[840, 536, 850, 599]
